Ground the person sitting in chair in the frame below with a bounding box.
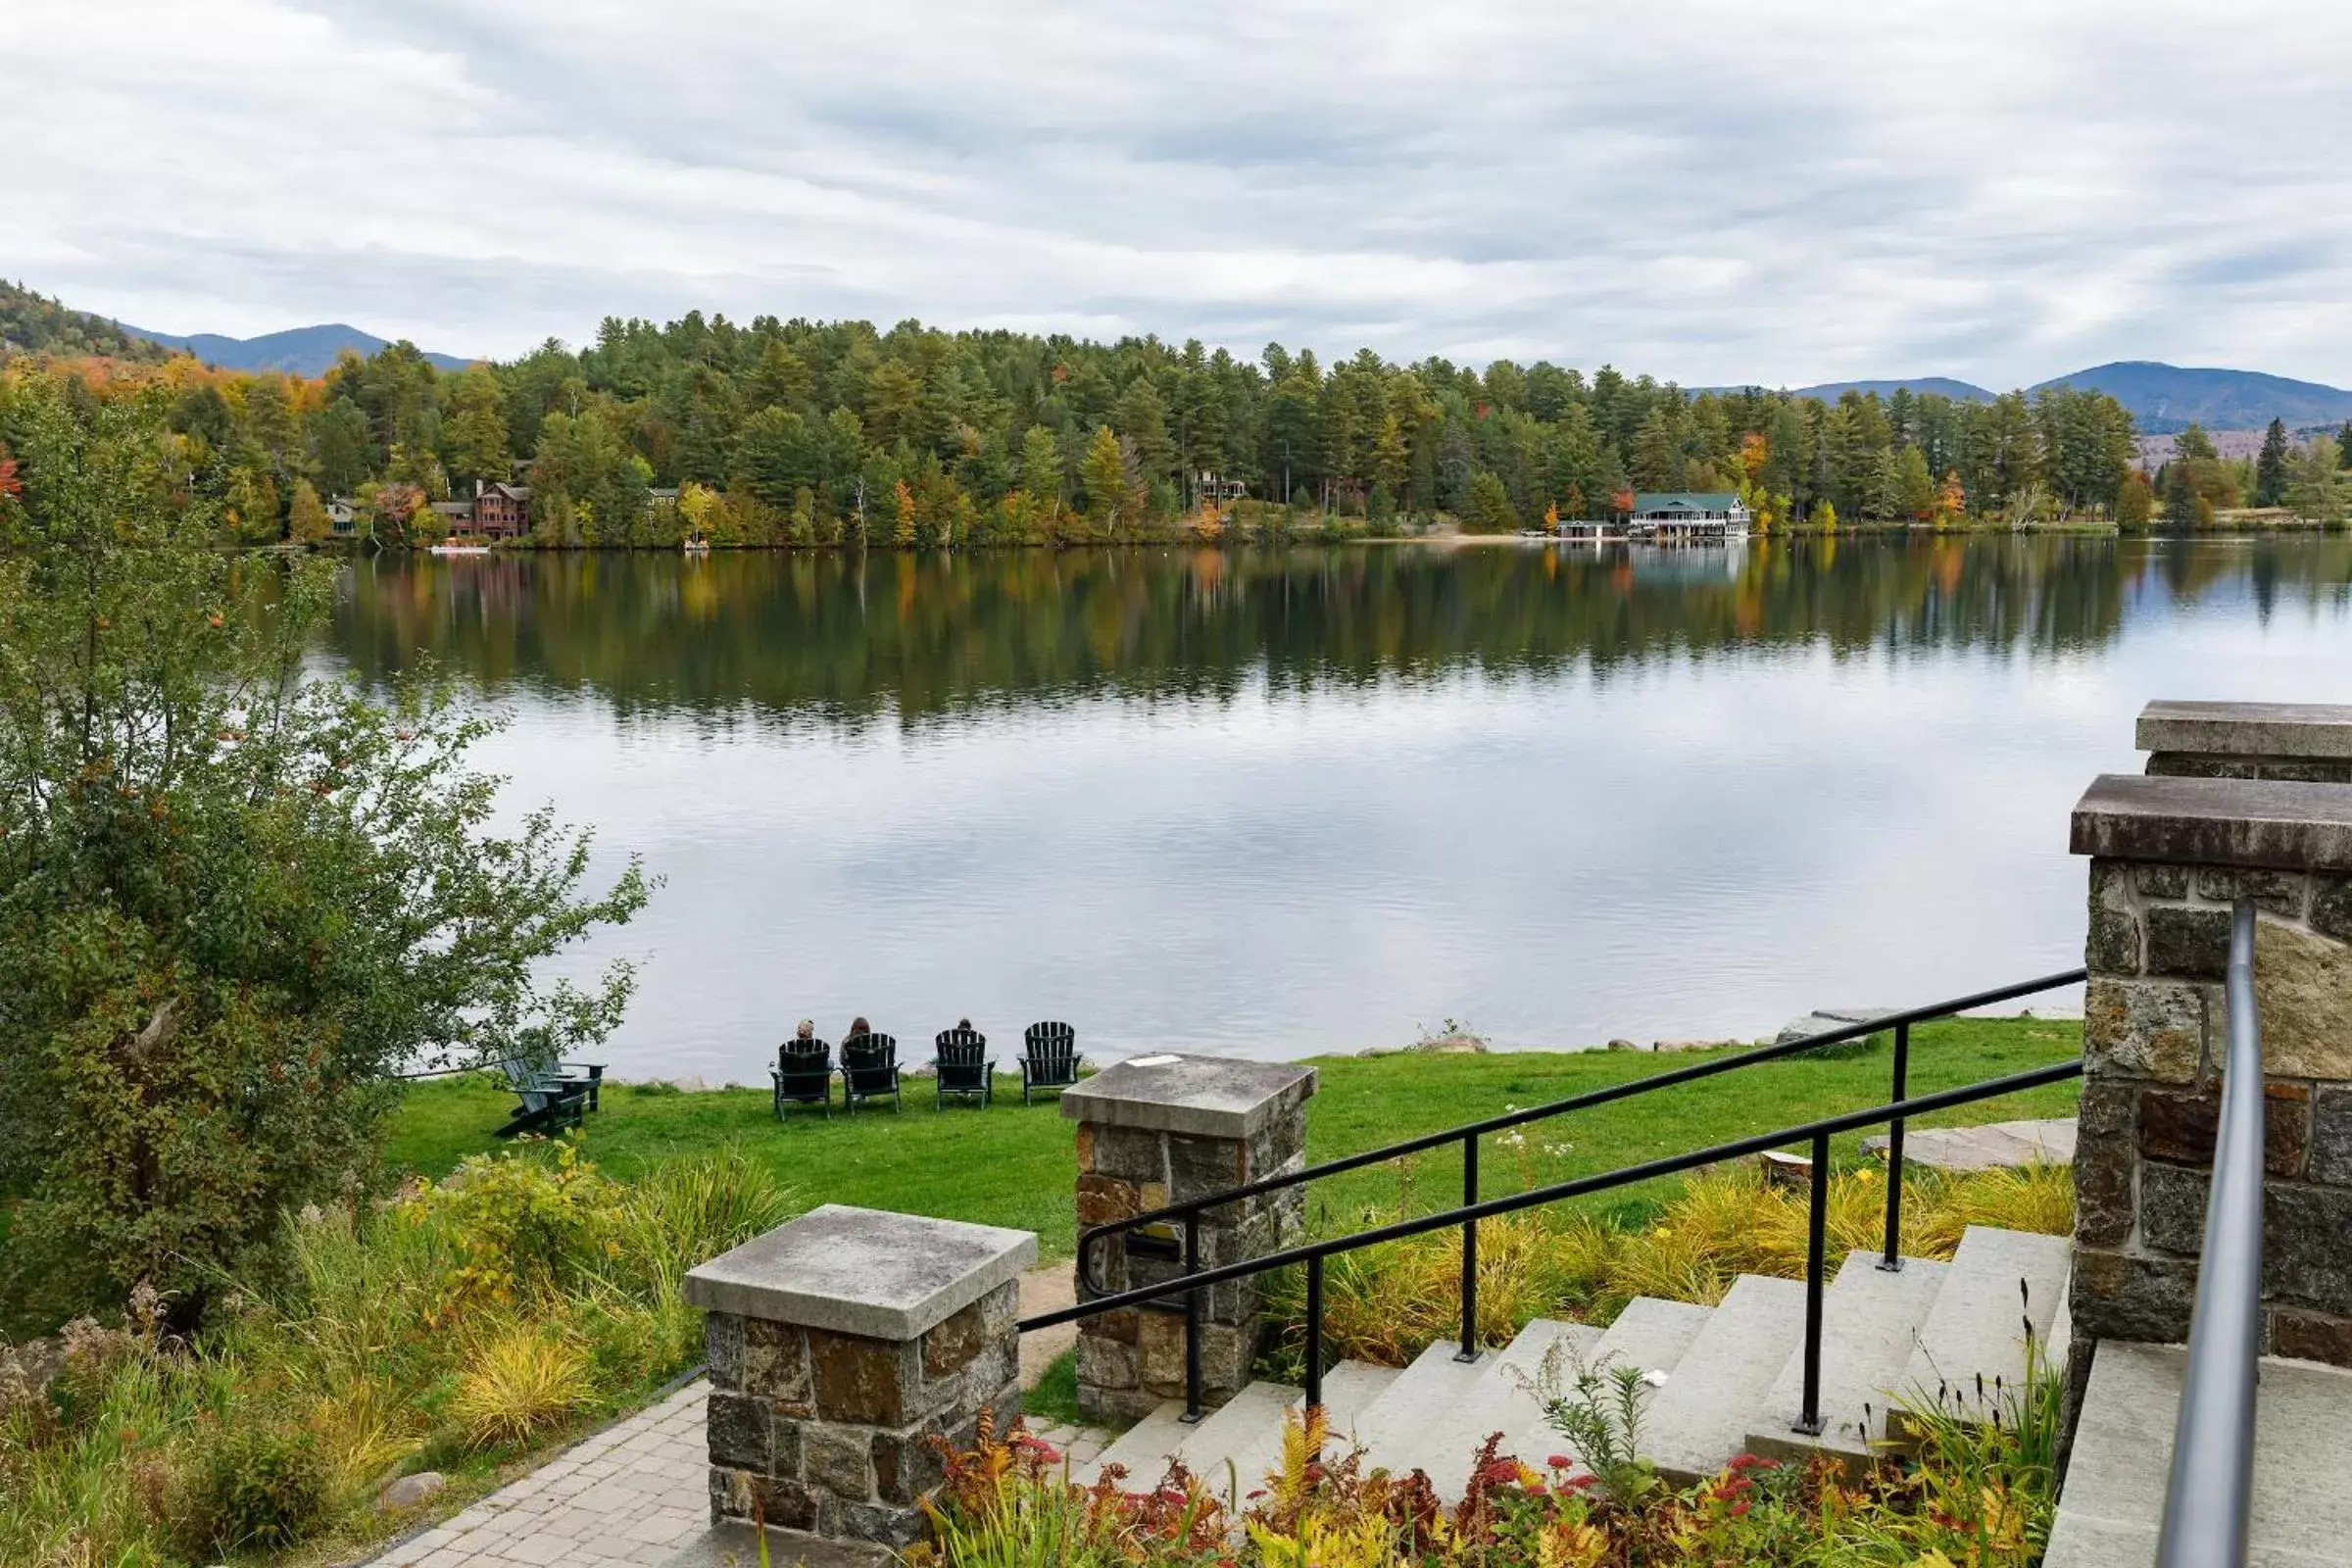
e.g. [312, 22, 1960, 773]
[793, 1018, 815, 1043]
[846, 1015, 871, 1043]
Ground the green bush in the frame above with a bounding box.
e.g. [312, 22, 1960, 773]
[177, 1421, 330, 1555]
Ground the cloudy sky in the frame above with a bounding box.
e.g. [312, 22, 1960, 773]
[8, 0, 2350, 386]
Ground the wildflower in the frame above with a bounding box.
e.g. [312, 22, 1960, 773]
[1546, 1455, 1574, 1469]
[1855, 1167, 1874, 1182]
[1642, 1368, 1669, 1388]
[1727, 1453, 1780, 1472]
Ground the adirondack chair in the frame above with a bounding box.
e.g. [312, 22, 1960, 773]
[841, 1032, 903, 1114]
[1019, 1021, 1083, 1103]
[932, 1026, 997, 1109]
[772, 1039, 834, 1121]
[494, 1055, 591, 1138]
[501, 1031, 607, 1110]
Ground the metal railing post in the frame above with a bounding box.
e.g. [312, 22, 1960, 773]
[1881, 1020, 1910, 1270]
[1794, 1130, 1831, 1436]
[2155, 900, 2264, 1568]
[1181, 1213, 1203, 1423]
[1304, 1254, 1325, 1414]
[1457, 1133, 1481, 1361]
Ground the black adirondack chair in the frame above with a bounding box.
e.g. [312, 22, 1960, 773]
[1019, 1021, 1083, 1103]
[841, 1032, 903, 1114]
[501, 1030, 607, 1111]
[772, 1039, 834, 1121]
[932, 1026, 997, 1109]
[494, 1055, 591, 1138]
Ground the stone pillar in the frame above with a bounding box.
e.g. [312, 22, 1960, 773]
[2139, 699, 2352, 783]
[1062, 1054, 1316, 1422]
[2070, 752, 2352, 1366]
[682, 1204, 1036, 1549]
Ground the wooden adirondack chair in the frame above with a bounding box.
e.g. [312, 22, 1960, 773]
[772, 1039, 834, 1121]
[842, 1032, 903, 1114]
[1019, 1021, 1083, 1103]
[494, 1054, 591, 1138]
[932, 1026, 997, 1109]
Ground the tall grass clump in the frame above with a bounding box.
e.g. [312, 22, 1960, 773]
[1265, 1160, 2071, 1370]
[0, 1138, 793, 1568]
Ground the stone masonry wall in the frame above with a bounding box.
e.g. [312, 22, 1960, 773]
[2078, 855, 2352, 1364]
[701, 1276, 1020, 1547]
[2145, 753, 2352, 785]
[1074, 1114, 1307, 1422]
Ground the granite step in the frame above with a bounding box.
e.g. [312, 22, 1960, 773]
[1372, 1319, 1600, 1498]
[1744, 1250, 1949, 1466]
[1076, 1360, 1397, 1492]
[2046, 1340, 2352, 1568]
[1348, 1338, 1501, 1480]
[1886, 1223, 2073, 1440]
[1637, 1273, 1808, 1484]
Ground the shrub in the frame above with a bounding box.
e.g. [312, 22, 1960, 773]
[0, 371, 648, 1334]
[450, 1324, 592, 1450]
[176, 1420, 330, 1555]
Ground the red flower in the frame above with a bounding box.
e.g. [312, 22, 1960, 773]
[1727, 1453, 1780, 1472]
[1546, 1455, 1574, 1469]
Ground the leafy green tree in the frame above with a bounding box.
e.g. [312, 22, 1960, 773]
[2115, 470, 2154, 532]
[312, 398, 374, 499]
[2286, 436, 2349, 524]
[1078, 423, 1130, 536]
[0, 374, 646, 1329]
[1465, 468, 1518, 533]
[443, 368, 513, 489]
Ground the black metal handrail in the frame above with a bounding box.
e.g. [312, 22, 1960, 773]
[1073, 965, 2086, 1375]
[2155, 900, 2262, 1567]
[1023, 1056, 2084, 1430]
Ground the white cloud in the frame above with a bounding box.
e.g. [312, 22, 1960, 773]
[8, 0, 2352, 386]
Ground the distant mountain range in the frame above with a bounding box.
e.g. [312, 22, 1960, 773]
[1770, 363, 2352, 435]
[114, 321, 473, 375]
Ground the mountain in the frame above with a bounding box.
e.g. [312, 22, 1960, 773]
[1786, 376, 1995, 403]
[117, 321, 473, 376]
[2028, 361, 2352, 434]
[0, 280, 171, 363]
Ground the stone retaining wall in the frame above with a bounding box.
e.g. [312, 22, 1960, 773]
[1061, 1055, 1316, 1421]
[2072, 752, 2352, 1367]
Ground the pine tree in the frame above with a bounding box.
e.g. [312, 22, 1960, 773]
[2254, 418, 2291, 507]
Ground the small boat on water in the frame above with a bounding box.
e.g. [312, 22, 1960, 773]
[682, 535, 711, 555]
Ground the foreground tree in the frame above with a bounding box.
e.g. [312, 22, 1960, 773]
[0, 373, 648, 1331]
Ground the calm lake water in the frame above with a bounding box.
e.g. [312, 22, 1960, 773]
[330, 536, 2352, 1080]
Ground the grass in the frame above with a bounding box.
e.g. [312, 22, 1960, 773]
[387, 1015, 2084, 1263]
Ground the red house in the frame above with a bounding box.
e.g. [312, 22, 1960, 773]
[471, 480, 531, 539]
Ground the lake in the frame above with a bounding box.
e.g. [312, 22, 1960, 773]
[330, 535, 2352, 1079]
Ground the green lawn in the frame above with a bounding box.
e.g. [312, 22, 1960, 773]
[388, 1016, 2082, 1262]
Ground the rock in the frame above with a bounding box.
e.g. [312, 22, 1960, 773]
[1773, 1008, 1898, 1049]
[1606, 1038, 1639, 1052]
[2256, 919, 2352, 1079]
[1650, 1039, 1740, 1054]
[1412, 1033, 1488, 1054]
[1757, 1150, 1813, 1189]
[376, 1471, 446, 1512]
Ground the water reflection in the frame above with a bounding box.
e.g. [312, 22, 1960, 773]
[328, 537, 2352, 1076]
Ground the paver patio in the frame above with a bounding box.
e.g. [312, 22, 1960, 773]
[363, 1266, 1106, 1568]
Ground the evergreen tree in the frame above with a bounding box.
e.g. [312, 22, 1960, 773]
[2254, 417, 2291, 507]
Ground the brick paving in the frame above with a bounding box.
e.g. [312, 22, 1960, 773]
[367, 1382, 712, 1568]
[364, 1264, 1111, 1568]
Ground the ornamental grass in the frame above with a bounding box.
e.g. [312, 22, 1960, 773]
[0, 1141, 791, 1568]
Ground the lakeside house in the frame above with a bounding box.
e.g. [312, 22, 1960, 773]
[472, 479, 531, 539]
[1629, 491, 1751, 538]
[325, 496, 358, 534]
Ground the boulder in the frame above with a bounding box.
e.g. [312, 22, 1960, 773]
[377, 1471, 447, 1512]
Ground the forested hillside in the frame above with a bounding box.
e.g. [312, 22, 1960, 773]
[1, 310, 2143, 547]
[0, 281, 168, 364]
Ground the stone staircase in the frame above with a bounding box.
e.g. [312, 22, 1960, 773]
[1077, 1224, 2071, 1499]
[2047, 1341, 2352, 1568]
